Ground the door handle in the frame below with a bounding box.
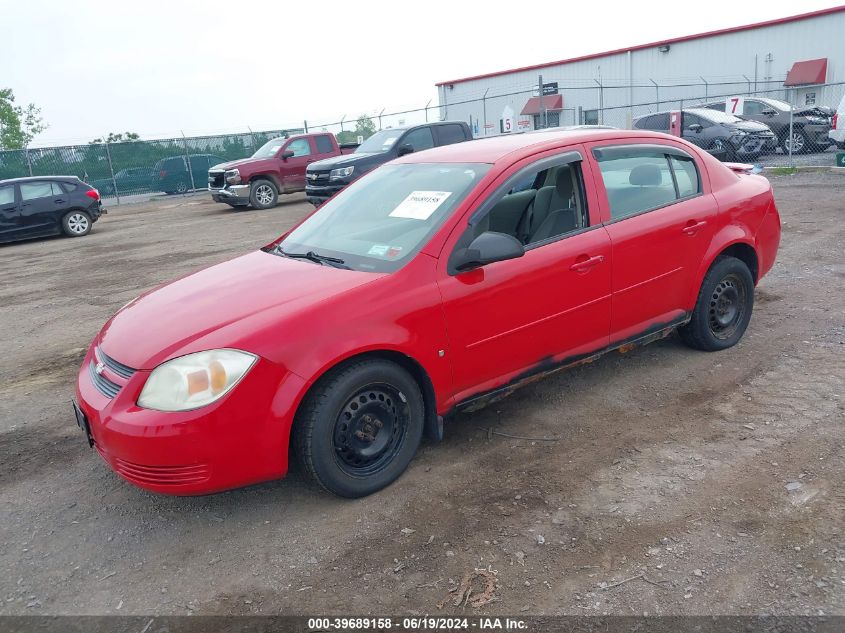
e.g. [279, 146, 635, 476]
[570, 254, 605, 272]
[54, 199, 67, 204]
[682, 220, 708, 235]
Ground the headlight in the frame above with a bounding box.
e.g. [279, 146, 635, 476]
[329, 166, 354, 180]
[138, 349, 257, 412]
[224, 169, 241, 184]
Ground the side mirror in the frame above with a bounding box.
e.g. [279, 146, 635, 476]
[452, 232, 525, 272]
[688, 123, 703, 133]
[397, 144, 414, 157]
[761, 109, 777, 116]
[280, 150, 295, 160]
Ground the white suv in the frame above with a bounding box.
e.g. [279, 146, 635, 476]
[830, 93, 845, 149]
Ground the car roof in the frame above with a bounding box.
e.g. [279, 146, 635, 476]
[394, 128, 680, 165]
[0, 175, 82, 185]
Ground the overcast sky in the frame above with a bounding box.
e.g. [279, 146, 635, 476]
[4, 0, 840, 146]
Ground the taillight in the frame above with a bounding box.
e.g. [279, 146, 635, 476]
[86, 189, 100, 201]
[833, 112, 839, 130]
[159, 170, 167, 178]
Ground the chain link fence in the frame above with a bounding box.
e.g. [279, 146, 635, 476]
[1, 79, 842, 204]
[0, 128, 302, 203]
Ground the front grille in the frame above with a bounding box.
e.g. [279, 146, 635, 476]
[113, 457, 210, 487]
[89, 346, 136, 398]
[97, 347, 135, 379]
[89, 362, 121, 398]
[208, 171, 225, 188]
[306, 170, 331, 186]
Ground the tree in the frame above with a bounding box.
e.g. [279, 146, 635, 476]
[354, 115, 377, 140]
[89, 132, 141, 144]
[0, 88, 48, 150]
[335, 130, 357, 145]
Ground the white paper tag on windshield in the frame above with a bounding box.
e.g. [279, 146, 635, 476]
[389, 191, 452, 220]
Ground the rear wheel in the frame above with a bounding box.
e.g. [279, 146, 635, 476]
[679, 256, 754, 351]
[781, 129, 809, 154]
[249, 179, 278, 209]
[293, 359, 424, 498]
[174, 179, 188, 194]
[62, 211, 92, 237]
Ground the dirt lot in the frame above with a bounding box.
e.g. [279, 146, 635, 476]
[1, 174, 843, 617]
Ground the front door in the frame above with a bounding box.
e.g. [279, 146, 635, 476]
[0, 183, 22, 240]
[19, 181, 71, 236]
[278, 137, 314, 192]
[588, 142, 715, 344]
[436, 147, 612, 404]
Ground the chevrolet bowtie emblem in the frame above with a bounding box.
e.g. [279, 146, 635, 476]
[95, 362, 105, 375]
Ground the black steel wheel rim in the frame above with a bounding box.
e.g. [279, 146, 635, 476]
[333, 383, 409, 476]
[708, 273, 747, 340]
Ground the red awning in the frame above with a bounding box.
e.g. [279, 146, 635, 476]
[521, 94, 564, 115]
[784, 58, 827, 86]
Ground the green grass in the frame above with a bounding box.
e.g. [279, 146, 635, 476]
[769, 167, 798, 176]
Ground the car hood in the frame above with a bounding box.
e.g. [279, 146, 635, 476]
[794, 105, 834, 118]
[308, 152, 388, 171]
[98, 250, 379, 370]
[726, 120, 773, 133]
[210, 157, 275, 171]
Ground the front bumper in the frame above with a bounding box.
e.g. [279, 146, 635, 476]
[305, 183, 346, 205]
[735, 134, 775, 157]
[209, 184, 251, 206]
[74, 343, 306, 495]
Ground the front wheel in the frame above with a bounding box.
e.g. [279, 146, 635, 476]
[679, 256, 754, 351]
[293, 359, 424, 498]
[249, 179, 278, 209]
[61, 211, 92, 237]
[781, 129, 808, 154]
[712, 138, 736, 162]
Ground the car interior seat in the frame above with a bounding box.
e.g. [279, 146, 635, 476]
[522, 166, 580, 243]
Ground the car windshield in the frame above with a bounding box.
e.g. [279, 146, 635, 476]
[252, 138, 285, 159]
[758, 97, 792, 111]
[694, 109, 743, 124]
[277, 162, 491, 273]
[355, 129, 405, 154]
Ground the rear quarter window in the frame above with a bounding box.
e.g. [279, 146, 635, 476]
[315, 135, 334, 153]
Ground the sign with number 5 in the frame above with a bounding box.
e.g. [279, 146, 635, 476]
[726, 96, 745, 115]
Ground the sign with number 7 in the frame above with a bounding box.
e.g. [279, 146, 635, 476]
[726, 96, 745, 115]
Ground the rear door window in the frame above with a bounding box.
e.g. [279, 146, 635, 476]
[315, 135, 334, 154]
[435, 124, 467, 146]
[593, 146, 701, 221]
[20, 182, 58, 201]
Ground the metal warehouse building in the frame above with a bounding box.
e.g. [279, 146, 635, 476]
[436, 6, 845, 135]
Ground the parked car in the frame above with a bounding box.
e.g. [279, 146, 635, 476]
[151, 154, 224, 194]
[208, 133, 358, 210]
[704, 97, 834, 154]
[1, 176, 104, 244]
[829, 93, 845, 149]
[305, 121, 472, 205]
[75, 128, 780, 497]
[633, 108, 776, 161]
[90, 167, 157, 196]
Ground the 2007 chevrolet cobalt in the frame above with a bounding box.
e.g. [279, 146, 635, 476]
[75, 128, 781, 497]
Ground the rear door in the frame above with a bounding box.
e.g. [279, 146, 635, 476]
[0, 183, 22, 240]
[587, 142, 715, 344]
[19, 181, 71, 236]
[279, 137, 314, 191]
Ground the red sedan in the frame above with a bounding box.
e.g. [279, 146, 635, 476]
[74, 128, 781, 497]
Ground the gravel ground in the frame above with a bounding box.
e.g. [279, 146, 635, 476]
[1, 174, 843, 617]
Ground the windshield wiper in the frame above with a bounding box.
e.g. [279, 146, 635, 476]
[276, 248, 349, 269]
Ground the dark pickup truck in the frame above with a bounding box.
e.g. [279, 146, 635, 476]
[305, 121, 472, 205]
[208, 133, 357, 209]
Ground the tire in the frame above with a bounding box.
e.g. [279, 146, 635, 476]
[61, 211, 92, 237]
[711, 138, 735, 162]
[836, 141, 845, 151]
[679, 256, 755, 352]
[781, 129, 809, 155]
[249, 179, 278, 209]
[293, 359, 424, 498]
[174, 179, 188, 194]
